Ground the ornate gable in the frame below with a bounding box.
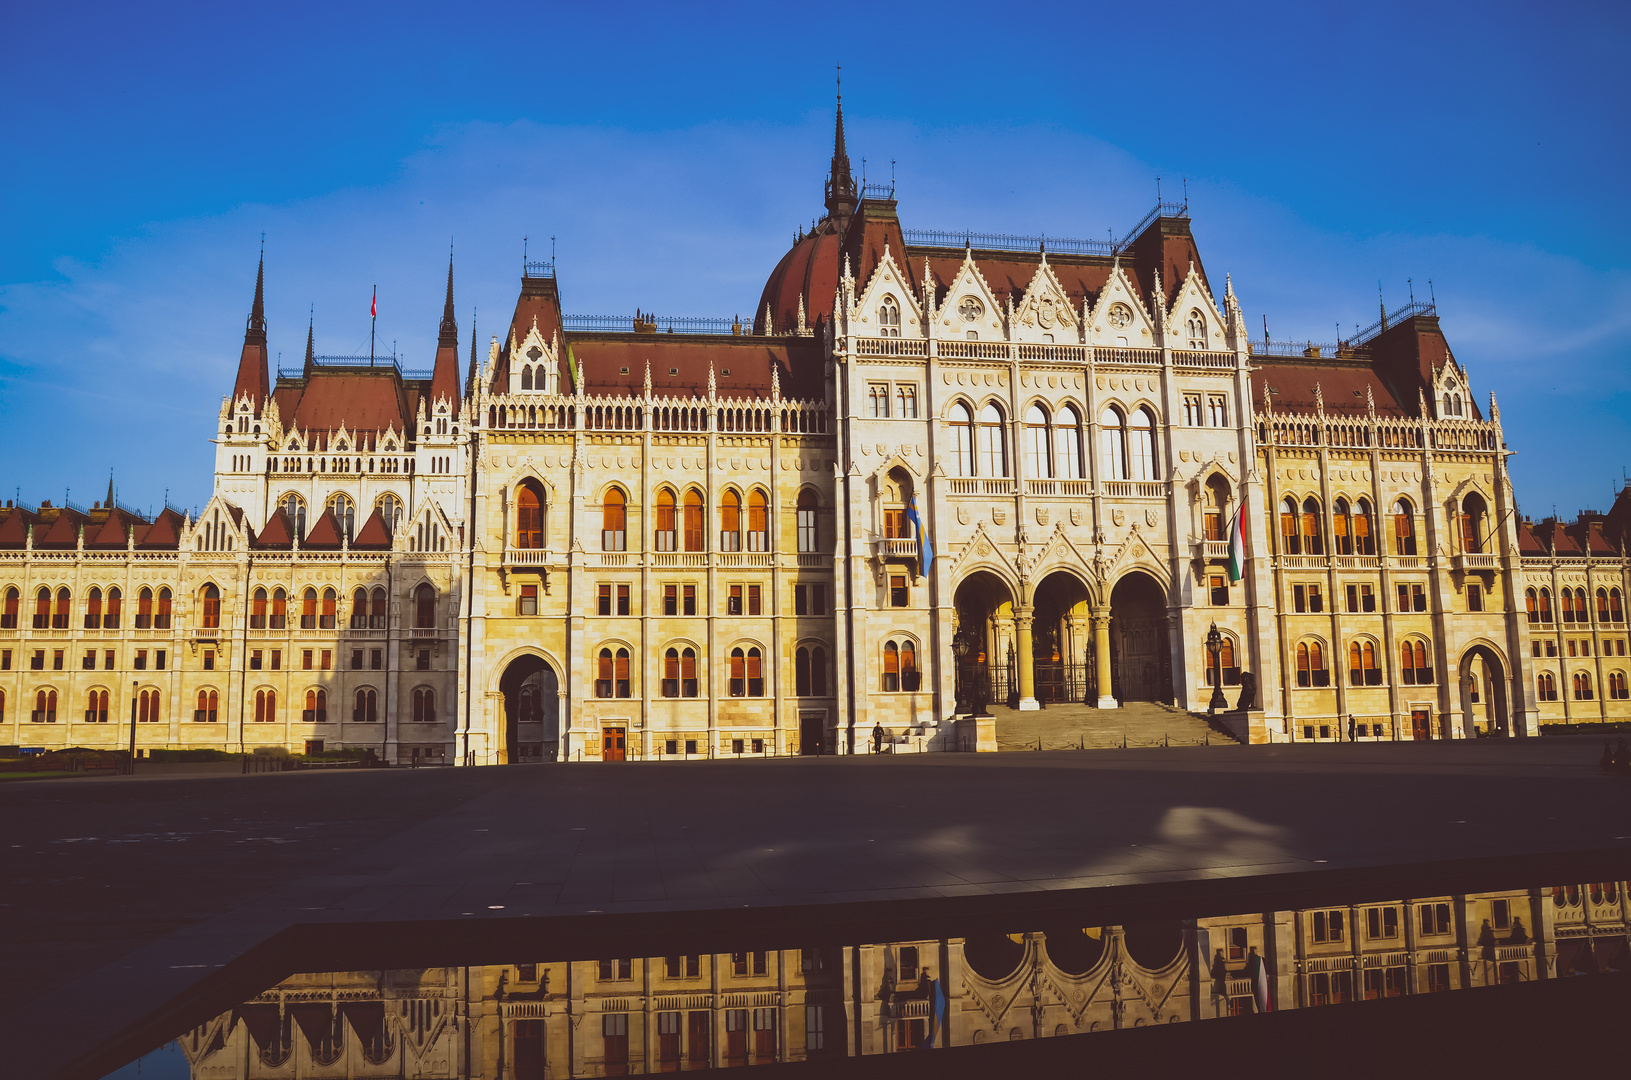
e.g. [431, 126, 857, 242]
[1011, 255, 1080, 345]
[932, 248, 1004, 341]
[1085, 262, 1157, 349]
[850, 244, 924, 336]
[1165, 263, 1227, 350]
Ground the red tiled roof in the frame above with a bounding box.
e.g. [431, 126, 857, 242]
[139, 508, 184, 550]
[1545, 522, 1582, 555]
[86, 509, 145, 549]
[351, 508, 393, 549]
[283, 372, 409, 437]
[303, 508, 343, 550]
[1251, 359, 1413, 418]
[252, 509, 294, 550]
[0, 507, 38, 549]
[35, 509, 88, 548]
[570, 336, 825, 401]
[1517, 521, 1545, 555]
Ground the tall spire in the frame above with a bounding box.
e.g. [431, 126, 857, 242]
[438, 252, 458, 349]
[231, 247, 271, 410]
[823, 68, 857, 232]
[302, 308, 315, 376]
[430, 255, 462, 408]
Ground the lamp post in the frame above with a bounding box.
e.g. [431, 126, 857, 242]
[1206, 622, 1229, 715]
[128, 678, 138, 774]
[952, 631, 970, 714]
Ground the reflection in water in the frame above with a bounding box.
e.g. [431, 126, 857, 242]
[133, 878, 1628, 1077]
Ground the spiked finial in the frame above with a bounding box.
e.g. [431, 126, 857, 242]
[106, 471, 115, 510]
[247, 248, 266, 336]
[304, 310, 315, 369]
[771, 361, 781, 401]
[232, 248, 272, 408]
[707, 361, 717, 398]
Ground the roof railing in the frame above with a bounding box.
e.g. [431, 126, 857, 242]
[861, 181, 896, 201]
[524, 260, 555, 279]
[903, 201, 1190, 259]
[1115, 200, 1190, 248]
[1350, 300, 1436, 346]
[563, 314, 744, 335]
[277, 353, 433, 379]
[902, 229, 1117, 256]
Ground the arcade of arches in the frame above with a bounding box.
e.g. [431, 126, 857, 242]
[952, 569, 1173, 710]
[499, 655, 561, 764]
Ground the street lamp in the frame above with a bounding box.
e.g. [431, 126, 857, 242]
[1206, 622, 1229, 715]
[128, 678, 139, 774]
[952, 631, 970, 714]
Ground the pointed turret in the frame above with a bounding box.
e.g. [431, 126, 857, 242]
[302, 310, 316, 378]
[822, 84, 857, 232]
[430, 256, 461, 408]
[231, 251, 271, 410]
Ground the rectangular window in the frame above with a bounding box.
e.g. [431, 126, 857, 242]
[1467, 583, 1484, 612]
[748, 584, 761, 616]
[1312, 909, 1344, 943]
[806, 1004, 825, 1051]
[104, 650, 115, 670]
[1308, 584, 1323, 613]
[1426, 963, 1450, 993]
[616, 584, 630, 616]
[1346, 583, 1359, 613]
[371, 649, 382, 670]
[597, 584, 611, 616]
[664, 585, 677, 616]
[597, 959, 632, 981]
[890, 575, 908, 608]
[320, 650, 331, 671]
[896, 383, 918, 418]
[683, 585, 696, 616]
[203, 650, 215, 671]
[251, 650, 263, 670]
[271, 650, 281, 670]
[1419, 902, 1452, 935]
[1182, 393, 1202, 426]
[1567, 639, 1578, 658]
[1207, 394, 1228, 427]
[33, 649, 47, 670]
[867, 383, 890, 418]
[519, 584, 538, 616]
[2, 650, 11, 671]
[1492, 898, 1510, 929]
[795, 584, 808, 616]
[1361, 584, 1375, 612]
[82, 650, 95, 671]
[302, 650, 313, 671]
[1209, 574, 1228, 606]
[134, 650, 147, 671]
[1365, 906, 1400, 939]
[728, 585, 743, 616]
[351, 649, 364, 670]
[417, 649, 430, 671]
[811, 583, 826, 615]
[53, 650, 64, 671]
[1294, 584, 1306, 613]
[1413, 584, 1427, 612]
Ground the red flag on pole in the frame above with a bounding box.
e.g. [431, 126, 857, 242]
[370, 289, 377, 319]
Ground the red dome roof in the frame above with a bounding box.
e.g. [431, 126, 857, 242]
[755, 224, 845, 336]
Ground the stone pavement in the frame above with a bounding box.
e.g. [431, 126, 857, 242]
[4, 737, 1631, 1078]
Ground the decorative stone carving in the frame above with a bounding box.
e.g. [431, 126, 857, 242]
[1145, 508, 1157, 527]
[1069, 507, 1083, 526]
[1112, 509, 1126, 526]
[1036, 507, 1049, 526]
[993, 507, 1007, 525]
[957, 506, 971, 525]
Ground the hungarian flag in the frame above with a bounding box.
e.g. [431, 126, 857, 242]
[567, 344, 579, 392]
[370, 288, 376, 319]
[1244, 949, 1272, 1013]
[923, 977, 948, 1047]
[1227, 502, 1247, 583]
[905, 492, 933, 582]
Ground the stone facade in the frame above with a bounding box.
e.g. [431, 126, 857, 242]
[6, 104, 1631, 763]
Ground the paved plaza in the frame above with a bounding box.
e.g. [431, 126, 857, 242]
[3, 738, 1630, 1077]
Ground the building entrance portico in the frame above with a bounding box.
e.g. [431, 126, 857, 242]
[498, 654, 560, 764]
[952, 571, 1016, 713]
[1109, 572, 1172, 705]
[1029, 570, 1096, 704]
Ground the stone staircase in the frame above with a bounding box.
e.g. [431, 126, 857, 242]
[987, 700, 1232, 751]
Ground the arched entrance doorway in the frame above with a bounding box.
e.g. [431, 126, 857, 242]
[1030, 570, 1096, 703]
[499, 655, 560, 763]
[953, 571, 1016, 712]
[1459, 644, 1510, 738]
[1109, 572, 1171, 704]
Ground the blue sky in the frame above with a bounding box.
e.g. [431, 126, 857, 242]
[2, 1, 1627, 519]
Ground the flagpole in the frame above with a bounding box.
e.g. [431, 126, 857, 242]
[370, 286, 377, 367]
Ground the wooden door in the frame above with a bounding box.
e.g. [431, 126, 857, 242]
[602, 726, 626, 761]
[1410, 709, 1431, 741]
[687, 1011, 710, 1068]
[800, 714, 825, 756]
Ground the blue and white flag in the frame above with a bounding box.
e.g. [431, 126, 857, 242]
[905, 493, 933, 581]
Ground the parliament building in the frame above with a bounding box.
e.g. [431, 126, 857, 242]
[4, 100, 1630, 765]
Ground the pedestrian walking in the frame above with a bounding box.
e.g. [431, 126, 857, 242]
[1347, 715, 1356, 742]
[872, 723, 885, 755]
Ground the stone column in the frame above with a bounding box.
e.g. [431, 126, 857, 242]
[1015, 607, 1038, 710]
[1093, 609, 1117, 709]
